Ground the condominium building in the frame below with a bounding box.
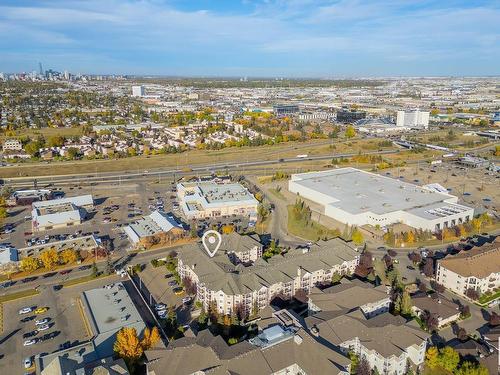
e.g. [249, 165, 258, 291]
[131, 85, 145, 97]
[435, 237, 500, 297]
[177, 235, 359, 315]
[396, 109, 429, 129]
[306, 310, 429, 375]
[177, 181, 258, 220]
[2, 139, 23, 151]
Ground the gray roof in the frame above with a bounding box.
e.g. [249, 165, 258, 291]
[290, 168, 471, 218]
[32, 194, 94, 209]
[126, 210, 182, 239]
[145, 327, 350, 375]
[178, 236, 358, 295]
[309, 279, 389, 312]
[305, 309, 429, 358]
[411, 293, 460, 320]
[81, 282, 146, 358]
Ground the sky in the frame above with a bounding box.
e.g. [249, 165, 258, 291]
[0, 0, 499, 77]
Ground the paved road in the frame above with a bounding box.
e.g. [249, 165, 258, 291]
[3, 149, 402, 188]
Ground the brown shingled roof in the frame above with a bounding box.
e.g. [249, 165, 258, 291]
[438, 238, 500, 278]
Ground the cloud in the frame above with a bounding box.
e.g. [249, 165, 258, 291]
[0, 0, 498, 75]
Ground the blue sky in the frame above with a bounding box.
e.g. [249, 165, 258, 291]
[0, 0, 498, 76]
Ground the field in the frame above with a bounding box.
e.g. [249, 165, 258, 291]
[1, 138, 399, 178]
[287, 206, 339, 241]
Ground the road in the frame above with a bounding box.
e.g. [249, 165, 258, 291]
[3, 149, 402, 188]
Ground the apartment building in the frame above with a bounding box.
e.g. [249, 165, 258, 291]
[435, 237, 500, 298]
[177, 236, 359, 315]
[308, 279, 390, 318]
[2, 139, 23, 151]
[306, 310, 429, 375]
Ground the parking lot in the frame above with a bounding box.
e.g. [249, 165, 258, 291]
[0, 276, 121, 374]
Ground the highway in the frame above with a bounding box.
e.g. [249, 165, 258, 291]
[2, 149, 401, 188]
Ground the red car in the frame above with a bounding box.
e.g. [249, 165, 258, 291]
[59, 270, 71, 275]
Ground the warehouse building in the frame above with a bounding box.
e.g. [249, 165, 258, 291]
[31, 195, 94, 232]
[289, 168, 473, 231]
[177, 181, 258, 220]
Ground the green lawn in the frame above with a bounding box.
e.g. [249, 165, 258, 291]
[0, 289, 40, 303]
[422, 365, 452, 375]
[478, 290, 500, 305]
[61, 273, 112, 288]
[287, 206, 338, 241]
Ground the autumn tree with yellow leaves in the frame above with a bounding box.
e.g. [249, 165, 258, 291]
[114, 327, 143, 364]
[141, 327, 161, 350]
[40, 249, 59, 270]
[20, 257, 40, 273]
[60, 249, 78, 265]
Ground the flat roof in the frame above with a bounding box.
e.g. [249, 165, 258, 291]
[127, 210, 182, 238]
[290, 168, 471, 218]
[179, 182, 258, 211]
[32, 194, 93, 209]
[82, 282, 144, 336]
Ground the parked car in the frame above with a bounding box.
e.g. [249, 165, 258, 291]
[23, 339, 38, 346]
[34, 307, 48, 315]
[53, 285, 63, 291]
[182, 297, 192, 305]
[19, 307, 34, 315]
[23, 331, 38, 339]
[35, 318, 50, 326]
[154, 303, 167, 311]
[23, 357, 32, 369]
[168, 281, 178, 287]
[36, 324, 50, 332]
[173, 287, 184, 296]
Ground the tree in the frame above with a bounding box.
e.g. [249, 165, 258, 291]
[221, 224, 234, 234]
[404, 231, 415, 244]
[66, 147, 79, 159]
[47, 135, 65, 147]
[465, 288, 480, 301]
[438, 346, 460, 372]
[91, 261, 98, 278]
[489, 311, 500, 326]
[349, 351, 359, 375]
[430, 281, 445, 294]
[351, 227, 364, 245]
[408, 252, 422, 265]
[425, 346, 439, 369]
[455, 361, 489, 375]
[182, 276, 197, 295]
[140, 327, 161, 350]
[422, 310, 439, 332]
[471, 218, 482, 233]
[459, 304, 470, 319]
[332, 272, 343, 284]
[423, 258, 434, 277]
[456, 327, 468, 341]
[60, 249, 77, 265]
[345, 125, 356, 138]
[20, 256, 40, 273]
[400, 289, 412, 316]
[0, 206, 7, 218]
[105, 253, 113, 275]
[114, 327, 143, 364]
[40, 249, 59, 270]
[356, 357, 371, 375]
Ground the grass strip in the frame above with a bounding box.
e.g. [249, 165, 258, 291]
[0, 289, 40, 303]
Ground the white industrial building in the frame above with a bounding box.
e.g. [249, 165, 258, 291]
[31, 195, 94, 232]
[396, 109, 429, 129]
[288, 168, 473, 232]
[177, 181, 258, 220]
[131, 85, 145, 97]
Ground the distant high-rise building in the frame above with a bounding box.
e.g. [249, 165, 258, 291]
[38, 62, 43, 76]
[336, 107, 366, 123]
[396, 109, 429, 129]
[131, 85, 145, 97]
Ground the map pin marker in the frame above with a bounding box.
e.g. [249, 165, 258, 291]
[202, 230, 222, 258]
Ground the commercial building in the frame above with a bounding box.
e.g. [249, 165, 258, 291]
[435, 237, 500, 298]
[145, 309, 351, 375]
[336, 108, 366, 123]
[273, 104, 300, 116]
[19, 234, 101, 258]
[80, 282, 147, 358]
[131, 85, 145, 97]
[31, 195, 94, 232]
[6, 189, 52, 206]
[177, 235, 359, 315]
[177, 181, 258, 220]
[123, 210, 184, 246]
[288, 168, 474, 231]
[305, 310, 429, 375]
[0, 245, 18, 269]
[396, 110, 429, 129]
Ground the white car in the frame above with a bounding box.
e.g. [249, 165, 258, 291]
[18, 307, 33, 315]
[154, 303, 167, 311]
[157, 310, 167, 319]
[37, 323, 50, 332]
[35, 318, 50, 326]
[23, 357, 32, 369]
[23, 339, 37, 346]
[182, 297, 192, 305]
